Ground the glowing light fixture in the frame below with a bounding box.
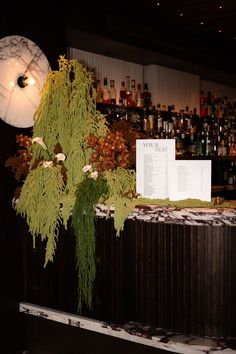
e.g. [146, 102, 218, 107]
[0, 35, 50, 128]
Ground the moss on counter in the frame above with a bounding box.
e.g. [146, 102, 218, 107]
[135, 197, 231, 209]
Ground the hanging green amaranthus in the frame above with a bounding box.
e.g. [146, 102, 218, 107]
[15, 56, 138, 313]
[16, 56, 108, 266]
[72, 175, 108, 311]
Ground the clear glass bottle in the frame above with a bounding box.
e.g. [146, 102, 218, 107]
[119, 81, 127, 106]
[96, 79, 103, 103]
[156, 103, 163, 137]
[109, 79, 116, 105]
[125, 75, 132, 107]
[102, 77, 110, 103]
[143, 82, 152, 108]
[136, 83, 144, 108]
[148, 114, 156, 138]
[131, 79, 137, 106]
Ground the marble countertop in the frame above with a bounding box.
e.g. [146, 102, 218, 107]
[95, 203, 236, 227]
[19, 302, 236, 353]
[12, 198, 236, 226]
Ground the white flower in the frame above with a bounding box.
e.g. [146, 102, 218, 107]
[32, 137, 47, 150]
[55, 153, 66, 162]
[90, 171, 98, 180]
[82, 164, 92, 173]
[43, 161, 53, 168]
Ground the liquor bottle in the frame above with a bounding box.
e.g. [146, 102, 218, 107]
[200, 90, 207, 118]
[156, 103, 163, 138]
[141, 108, 148, 135]
[148, 114, 156, 138]
[131, 79, 137, 106]
[96, 79, 103, 103]
[185, 106, 191, 130]
[143, 83, 152, 108]
[167, 105, 174, 138]
[162, 105, 168, 138]
[136, 83, 144, 108]
[125, 75, 133, 107]
[109, 79, 116, 105]
[102, 77, 110, 103]
[171, 104, 177, 132]
[119, 81, 127, 106]
[183, 106, 191, 148]
[175, 110, 185, 155]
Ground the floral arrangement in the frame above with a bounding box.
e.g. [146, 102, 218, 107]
[5, 56, 138, 312]
[6, 56, 221, 313]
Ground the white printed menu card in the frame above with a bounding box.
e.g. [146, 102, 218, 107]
[168, 160, 212, 202]
[136, 139, 176, 199]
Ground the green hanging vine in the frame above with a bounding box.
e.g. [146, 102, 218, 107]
[72, 176, 108, 311]
[16, 164, 64, 265]
[104, 167, 137, 235]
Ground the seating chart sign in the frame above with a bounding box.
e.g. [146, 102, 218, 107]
[136, 139, 175, 199]
[136, 139, 211, 202]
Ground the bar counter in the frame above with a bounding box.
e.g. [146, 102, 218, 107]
[93, 202, 236, 339]
[20, 202, 236, 341]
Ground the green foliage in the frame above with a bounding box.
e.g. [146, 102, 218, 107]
[104, 168, 137, 235]
[16, 165, 64, 265]
[72, 177, 108, 312]
[15, 56, 108, 257]
[16, 56, 109, 311]
[29, 56, 108, 227]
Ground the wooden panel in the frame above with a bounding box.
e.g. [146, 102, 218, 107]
[94, 219, 235, 337]
[144, 64, 200, 112]
[20, 216, 236, 338]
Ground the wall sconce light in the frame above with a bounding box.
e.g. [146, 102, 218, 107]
[0, 35, 50, 128]
[17, 75, 36, 88]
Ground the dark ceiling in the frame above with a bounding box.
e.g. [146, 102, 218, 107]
[1, 0, 235, 85]
[68, 0, 236, 86]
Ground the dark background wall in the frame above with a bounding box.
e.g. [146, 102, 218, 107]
[0, 5, 66, 353]
[1, 3, 236, 353]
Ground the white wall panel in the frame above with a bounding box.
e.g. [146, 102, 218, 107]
[144, 65, 200, 113]
[200, 80, 236, 101]
[68, 47, 236, 113]
[69, 48, 143, 105]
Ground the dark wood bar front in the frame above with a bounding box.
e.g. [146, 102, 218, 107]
[20, 205, 236, 339]
[95, 218, 235, 338]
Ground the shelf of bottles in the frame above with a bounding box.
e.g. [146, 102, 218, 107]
[94, 74, 236, 191]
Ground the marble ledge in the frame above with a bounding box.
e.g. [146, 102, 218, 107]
[95, 204, 236, 226]
[12, 198, 236, 226]
[19, 302, 236, 353]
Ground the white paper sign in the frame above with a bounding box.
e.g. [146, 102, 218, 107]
[136, 139, 176, 199]
[168, 160, 212, 201]
[136, 139, 212, 202]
